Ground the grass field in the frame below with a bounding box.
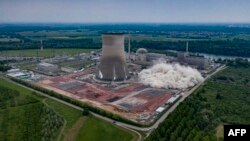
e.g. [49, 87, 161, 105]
[0, 77, 138, 141]
[76, 116, 137, 141]
[0, 78, 63, 141]
[0, 77, 43, 100]
[0, 48, 96, 57]
[44, 99, 82, 141]
[0, 38, 20, 42]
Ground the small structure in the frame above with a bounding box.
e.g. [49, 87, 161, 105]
[7, 68, 20, 73]
[156, 107, 165, 113]
[7, 72, 31, 79]
[61, 67, 75, 73]
[136, 48, 148, 61]
[167, 95, 181, 104]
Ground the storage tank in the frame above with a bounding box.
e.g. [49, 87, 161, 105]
[97, 33, 129, 81]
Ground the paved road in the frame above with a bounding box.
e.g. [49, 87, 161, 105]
[1, 65, 225, 140]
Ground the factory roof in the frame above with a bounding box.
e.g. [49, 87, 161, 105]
[167, 95, 181, 103]
[7, 68, 20, 73]
[38, 62, 56, 67]
[7, 72, 30, 77]
[156, 107, 165, 113]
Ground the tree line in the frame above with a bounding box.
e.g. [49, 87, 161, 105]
[0, 61, 11, 72]
[1, 38, 250, 57]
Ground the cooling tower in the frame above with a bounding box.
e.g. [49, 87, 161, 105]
[97, 33, 129, 81]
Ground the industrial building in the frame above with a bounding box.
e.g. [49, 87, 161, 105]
[37, 62, 58, 73]
[96, 33, 129, 81]
[177, 52, 208, 69]
[185, 56, 208, 69]
[134, 48, 167, 62]
[7, 72, 31, 79]
[177, 42, 208, 69]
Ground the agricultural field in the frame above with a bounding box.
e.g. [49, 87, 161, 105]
[0, 38, 20, 42]
[16, 29, 250, 42]
[0, 77, 138, 141]
[16, 30, 100, 42]
[0, 48, 95, 57]
[146, 65, 250, 141]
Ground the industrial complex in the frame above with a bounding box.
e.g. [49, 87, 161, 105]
[5, 33, 221, 124]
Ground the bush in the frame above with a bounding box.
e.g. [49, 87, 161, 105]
[82, 108, 89, 116]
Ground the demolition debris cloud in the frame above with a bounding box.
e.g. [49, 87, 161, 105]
[138, 63, 204, 89]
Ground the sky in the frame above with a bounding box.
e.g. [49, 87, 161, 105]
[0, 0, 250, 23]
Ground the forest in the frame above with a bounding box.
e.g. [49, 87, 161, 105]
[146, 61, 250, 141]
[0, 61, 10, 72]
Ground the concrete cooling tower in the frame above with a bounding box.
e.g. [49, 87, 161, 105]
[97, 33, 129, 81]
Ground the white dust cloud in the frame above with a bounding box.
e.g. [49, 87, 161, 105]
[138, 63, 204, 89]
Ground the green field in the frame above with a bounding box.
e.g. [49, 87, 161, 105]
[0, 78, 63, 141]
[0, 38, 20, 42]
[0, 48, 96, 57]
[76, 116, 136, 141]
[16, 30, 250, 42]
[44, 99, 82, 141]
[17, 30, 99, 41]
[146, 66, 250, 141]
[0, 77, 138, 141]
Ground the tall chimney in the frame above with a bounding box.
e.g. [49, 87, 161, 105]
[186, 41, 189, 54]
[40, 40, 43, 51]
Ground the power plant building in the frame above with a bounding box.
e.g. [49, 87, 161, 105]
[97, 33, 129, 81]
[177, 52, 208, 69]
[37, 62, 58, 73]
[177, 42, 208, 69]
[185, 56, 208, 69]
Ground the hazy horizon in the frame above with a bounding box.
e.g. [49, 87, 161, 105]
[0, 0, 250, 23]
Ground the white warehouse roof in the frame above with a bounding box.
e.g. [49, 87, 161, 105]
[167, 95, 181, 103]
[38, 62, 56, 67]
[156, 107, 165, 113]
